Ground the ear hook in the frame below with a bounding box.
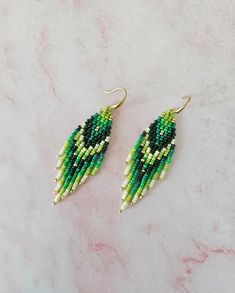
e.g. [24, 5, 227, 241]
[105, 87, 127, 110]
[173, 96, 191, 114]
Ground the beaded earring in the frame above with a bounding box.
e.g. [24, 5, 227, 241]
[53, 87, 127, 205]
[120, 96, 191, 212]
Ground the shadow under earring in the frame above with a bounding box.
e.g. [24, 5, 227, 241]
[120, 96, 191, 212]
[53, 87, 127, 205]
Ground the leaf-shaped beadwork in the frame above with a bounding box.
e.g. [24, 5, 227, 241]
[53, 106, 112, 204]
[120, 109, 176, 212]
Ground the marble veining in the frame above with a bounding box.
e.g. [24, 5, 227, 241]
[0, 1, 235, 292]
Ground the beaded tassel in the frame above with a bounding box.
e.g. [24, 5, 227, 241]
[120, 109, 176, 212]
[53, 106, 112, 204]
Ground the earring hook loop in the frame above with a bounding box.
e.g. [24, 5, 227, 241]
[173, 96, 191, 114]
[105, 87, 127, 110]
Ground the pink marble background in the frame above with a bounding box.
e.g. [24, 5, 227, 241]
[1, 1, 235, 292]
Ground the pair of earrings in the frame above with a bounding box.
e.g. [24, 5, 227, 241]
[53, 88, 191, 212]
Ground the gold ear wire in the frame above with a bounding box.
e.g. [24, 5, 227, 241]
[105, 87, 127, 110]
[173, 96, 191, 114]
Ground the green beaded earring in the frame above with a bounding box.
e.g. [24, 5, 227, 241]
[120, 96, 191, 212]
[53, 87, 127, 205]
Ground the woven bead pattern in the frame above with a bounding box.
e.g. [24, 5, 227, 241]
[53, 106, 112, 204]
[121, 109, 176, 211]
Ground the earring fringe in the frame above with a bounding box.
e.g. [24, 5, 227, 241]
[120, 109, 176, 212]
[53, 106, 113, 204]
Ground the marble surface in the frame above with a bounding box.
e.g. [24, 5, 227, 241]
[1, 1, 235, 292]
